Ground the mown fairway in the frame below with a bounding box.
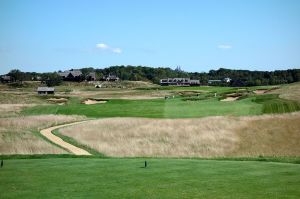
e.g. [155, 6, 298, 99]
[22, 94, 300, 118]
[0, 158, 300, 199]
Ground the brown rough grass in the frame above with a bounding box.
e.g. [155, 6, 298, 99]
[59, 113, 300, 157]
[271, 82, 300, 101]
[0, 104, 37, 117]
[0, 115, 86, 154]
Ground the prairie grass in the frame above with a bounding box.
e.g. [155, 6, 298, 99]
[0, 92, 44, 104]
[0, 115, 86, 154]
[0, 104, 36, 117]
[271, 82, 300, 101]
[59, 112, 300, 157]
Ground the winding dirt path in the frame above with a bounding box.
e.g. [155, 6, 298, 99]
[40, 121, 91, 155]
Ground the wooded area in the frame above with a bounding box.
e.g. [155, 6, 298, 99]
[3, 66, 300, 86]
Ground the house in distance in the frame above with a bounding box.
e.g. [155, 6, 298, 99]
[37, 87, 55, 95]
[58, 70, 83, 81]
[160, 78, 200, 86]
[101, 74, 119, 81]
[58, 70, 96, 81]
[0, 75, 12, 83]
[208, 77, 231, 85]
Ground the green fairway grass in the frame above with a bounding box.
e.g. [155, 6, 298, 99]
[22, 94, 300, 118]
[0, 158, 299, 198]
[21, 97, 262, 118]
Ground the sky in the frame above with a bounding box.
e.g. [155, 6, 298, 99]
[0, 0, 300, 74]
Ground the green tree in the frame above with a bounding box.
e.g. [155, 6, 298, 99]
[8, 69, 25, 82]
[41, 73, 62, 87]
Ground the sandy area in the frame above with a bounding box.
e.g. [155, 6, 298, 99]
[40, 121, 91, 155]
[254, 89, 268, 94]
[221, 96, 239, 101]
[83, 99, 107, 105]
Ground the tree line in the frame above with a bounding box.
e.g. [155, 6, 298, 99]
[3, 66, 300, 87]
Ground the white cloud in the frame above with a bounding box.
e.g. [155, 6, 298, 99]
[96, 43, 109, 49]
[96, 43, 122, 53]
[112, 48, 122, 54]
[218, 44, 232, 49]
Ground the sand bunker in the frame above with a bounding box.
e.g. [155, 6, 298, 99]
[47, 98, 68, 103]
[254, 89, 268, 94]
[221, 96, 239, 101]
[221, 93, 241, 101]
[83, 99, 107, 105]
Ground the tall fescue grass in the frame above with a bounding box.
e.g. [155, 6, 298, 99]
[0, 92, 45, 104]
[0, 104, 36, 117]
[59, 112, 300, 157]
[0, 115, 86, 154]
[271, 82, 300, 101]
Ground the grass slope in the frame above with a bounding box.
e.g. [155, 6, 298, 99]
[22, 97, 263, 118]
[22, 94, 300, 118]
[0, 158, 299, 198]
[253, 94, 300, 114]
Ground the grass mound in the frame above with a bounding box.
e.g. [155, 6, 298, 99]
[253, 94, 300, 113]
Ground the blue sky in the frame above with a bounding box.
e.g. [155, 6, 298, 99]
[0, 0, 300, 74]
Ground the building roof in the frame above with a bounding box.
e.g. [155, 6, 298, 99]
[107, 74, 118, 78]
[88, 72, 96, 78]
[58, 72, 69, 77]
[208, 80, 222, 82]
[1, 75, 11, 80]
[37, 87, 55, 92]
[58, 70, 82, 77]
[70, 70, 82, 77]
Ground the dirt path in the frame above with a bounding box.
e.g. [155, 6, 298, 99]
[40, 121, 91, 155]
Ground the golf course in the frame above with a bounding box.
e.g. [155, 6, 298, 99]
[2, 1, 300, 197]
[1, 81, 300, 198]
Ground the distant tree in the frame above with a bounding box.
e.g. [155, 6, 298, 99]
[34, 66, 300, 86]
[80, 67, 94, 79]
[8, 69, 24, 82]
[255, 79, 262, 86]
[41, 73, 62, 87]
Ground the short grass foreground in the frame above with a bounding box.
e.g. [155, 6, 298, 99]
[0, 158, 300, 198]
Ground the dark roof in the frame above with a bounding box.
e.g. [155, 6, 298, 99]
[58, 70, 82, 77]
[70, 70, 82, 77]
[37, 87, 55, 92]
